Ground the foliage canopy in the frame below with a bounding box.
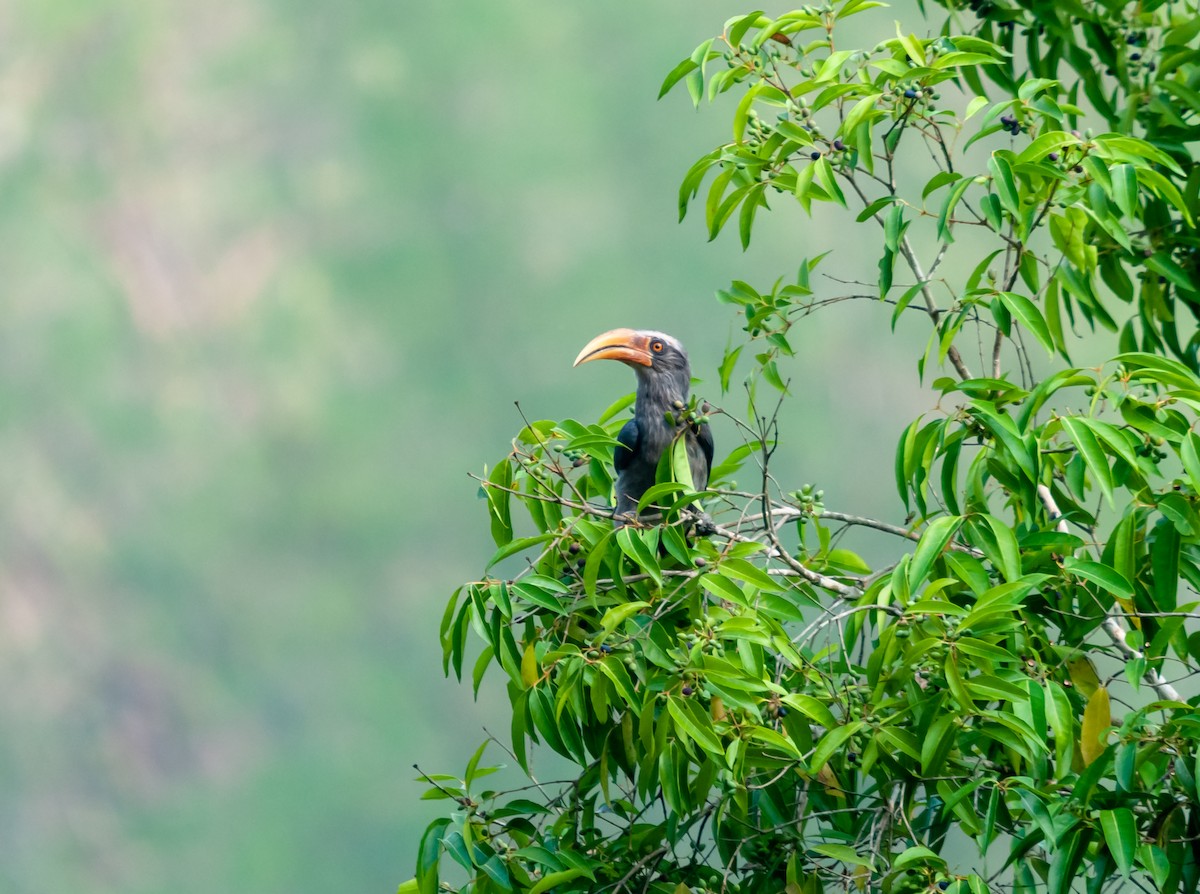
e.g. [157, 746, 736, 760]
[411, 0, 1200, 891]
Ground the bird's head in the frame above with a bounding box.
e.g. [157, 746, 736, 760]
[573, 328, 693, 413]
[573, 328, 691, 378]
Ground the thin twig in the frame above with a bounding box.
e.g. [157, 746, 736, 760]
[1036, 484, 1182, 702]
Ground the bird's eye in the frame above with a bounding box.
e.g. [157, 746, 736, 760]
[651, 341, 665, 353]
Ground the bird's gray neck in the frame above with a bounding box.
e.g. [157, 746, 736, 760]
[634, 366, 691, 428]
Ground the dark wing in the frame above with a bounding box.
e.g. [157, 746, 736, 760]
[614, 418, 640, 473]
[695, 421, 714, 488]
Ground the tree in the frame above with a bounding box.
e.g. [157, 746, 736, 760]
[409, 1, 1200, 891]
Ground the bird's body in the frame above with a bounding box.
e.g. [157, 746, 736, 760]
[574, 329, 713, 523]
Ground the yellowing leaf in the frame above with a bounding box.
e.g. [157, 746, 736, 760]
[1081, 686, 1111, 766]
[816, 763, 846, 799]
[853, 864, 870, 891]
[1066, 655, 1101, 697]
[520, 642, 539, 689]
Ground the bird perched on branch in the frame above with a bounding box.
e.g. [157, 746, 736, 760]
[574, 328, 713, 524]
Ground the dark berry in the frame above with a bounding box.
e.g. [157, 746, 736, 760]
[600, 644, 612, 653]
[1048, 152, 1059, 161]
[568, 542, 581, 555]
[832, 138, 845, 151]
[682, 685, 694, 696]
[810, 151, 820, 160]
[695, 558, 707, 568]
[1131, 52, 1142, 61]
[1073, 165, 1084, 174]
[903, 88, 917, 99]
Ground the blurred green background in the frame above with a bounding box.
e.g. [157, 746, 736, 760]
[1, 1, 937, 891]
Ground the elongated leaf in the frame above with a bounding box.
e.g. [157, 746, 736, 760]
[782, 693, 838, 729]
[601, 601, 652, 634]
[1081, 686, 1111, 766]
[907, 515, 964, 592]
[811, 721, 863, 773]
[997, 292, 1054, 355]
[921, 714, 956, 776]
[1099, 808, 1136, 876]
[700, 572, 748, 607]
[617, 527, 662, 587]
[1110, 164, 1137, 218]
[1181, 431, 1200, 489]
[1061, 416, 1114, 507]
[1063, 558, 1134, 599]
[667, 696, 725, 757]
[988, 153, 1020, 218]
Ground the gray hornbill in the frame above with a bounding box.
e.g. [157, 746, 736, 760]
[574, 328, 713, 523]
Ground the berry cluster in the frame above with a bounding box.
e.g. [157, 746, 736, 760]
[790, 482, 825, 515]
[665, 398, 712, 432]
[998, 113, 1022, 135]
[560, 447, 589, 469]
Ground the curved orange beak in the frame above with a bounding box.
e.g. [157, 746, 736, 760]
[573, 328, 653, 368]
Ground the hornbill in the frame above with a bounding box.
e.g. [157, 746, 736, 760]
[573, 328, 713, 524]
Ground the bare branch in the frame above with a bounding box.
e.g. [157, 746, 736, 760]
[1037, 484, 1182, 703]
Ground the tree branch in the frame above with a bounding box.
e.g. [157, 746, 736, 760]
[1037, 484, 1182, 703]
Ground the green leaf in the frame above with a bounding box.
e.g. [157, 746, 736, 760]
[810, 843, 872, 867]
[921, 713, 956, 776]
[782, 693, 838, 729]
[996, 292, 1054, 355]
[617, 527, 662, 587]
[1045, 680, 1074, 773]
[598, 656, 640, 709]
[907, 515, 964, 592]
[699, 572, 748, 607]
[1157, 492, 1198, 535]
[1060, 416, 1114, 507]
[810, 721, 863, 773]
[667, 696, 725, 757]
[746, 725, 802, 759]
[529, 870, 587, 894]
[485, 460, 514, 547]
[1063, 558, 1133, 599]
[1099, 808, 1136, 877]
[937, 176, 974, 244]
[813, 156, 846, 207]
[1014, 131, 1080, 165]
[1151, 522, 1180, 613]
[971, 402, 1037, 483]
[1110, 163, 1137, 218]
[1182, 433, 1200, 490]
[417, 817, 451, 894]
[988, 153, 1020, 219]
[720, 557, 782, 592]
[601, 601, 652, 634]
[659, 58, 699, 100]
